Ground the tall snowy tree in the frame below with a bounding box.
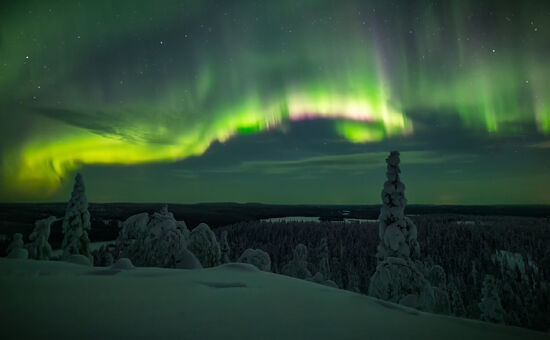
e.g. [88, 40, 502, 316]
[61, 173, 92, 262]
[375, 151, 419, 262]
[368, 151, 435, 311]
[28, 216, 56, 260]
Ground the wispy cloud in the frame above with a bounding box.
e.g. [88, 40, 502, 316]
[174, 151, 477, 176]
[528, 140, 550, 149]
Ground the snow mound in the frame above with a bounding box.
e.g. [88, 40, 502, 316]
[219, 262, 260, 272]
[64, 254, 92, 266]
[7, 248, 28, 260]
[110, 258, 135, 270]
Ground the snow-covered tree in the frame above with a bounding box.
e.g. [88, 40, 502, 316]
[220, 230, 231, 264]
[187, 223, 221, 267]
[93, 245, 114, 267]
[238, 248, 271, 271]
[479, 275, 505, 324]
[28, 216, 56, 260]
[315, 238, 331, 279]
[369, 151, 435, 311]
[375, 151, 419, 262]
[282, 243, 312, 280]
[449, 281, 467, 317]
[116, 207, 201, 269]
[61, 173, 92, 263]
[176, 220, 190, 241]
[7, 233, 28, 259]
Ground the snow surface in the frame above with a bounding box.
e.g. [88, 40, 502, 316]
[0, 258, 546, 340]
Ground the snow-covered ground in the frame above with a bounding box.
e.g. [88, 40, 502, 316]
[0, 258, 545, 340]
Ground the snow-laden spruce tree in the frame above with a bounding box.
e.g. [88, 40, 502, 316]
[238, 248, 271, 271]
[7, 233, 28, 259]
[220, 230, 231, 264]
[479, 275, 505, 324]
[187, 223, 221, 267]
[61, 173, 92, 262]
[282, 243, 312, 280]
[28, 216, 56, 260]
[375, 151, 419, 261]
[368, 151, 435, 311]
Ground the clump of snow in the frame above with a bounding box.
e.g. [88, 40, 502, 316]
[174, 247, 202, 269]
[110, 258, 135, 270]
[187, 223, 221, 267]
[65, 254, 92, 266]
[28, 216, 56, 260]
[310, 271, 338, 288]
[61, 173, 92, 263]
[238, 248, 271, 271]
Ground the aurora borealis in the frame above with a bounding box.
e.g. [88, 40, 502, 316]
[1, 0, 549, 204]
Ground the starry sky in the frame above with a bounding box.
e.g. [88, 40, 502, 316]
[1, 0, 549, 204]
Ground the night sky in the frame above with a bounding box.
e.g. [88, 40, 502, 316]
[1, 0, 549, 204]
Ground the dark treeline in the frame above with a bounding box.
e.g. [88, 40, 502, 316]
[217, 215, 550, 332]
[2, 202, 550, 250]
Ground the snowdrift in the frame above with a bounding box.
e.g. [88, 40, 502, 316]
[0, 258, 545, 340]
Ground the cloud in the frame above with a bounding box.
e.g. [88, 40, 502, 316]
[212, 151, 478, 175]
[528, 140, 550, 149]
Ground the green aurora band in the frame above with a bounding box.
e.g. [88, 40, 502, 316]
[0, 0, 549, 199]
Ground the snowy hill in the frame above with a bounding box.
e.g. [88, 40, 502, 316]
[0, 259, 545, 340]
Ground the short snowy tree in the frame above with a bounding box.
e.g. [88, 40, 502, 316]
[187, 223, 221, 267]
[449, 281, 467, 317]
[220, 230, 231, 264]
[7, 233, 28, 259]
[28, 216, 56, 260]
[479, 275, 505, 324]
[61, 173, 92, 263]
[282, 243, 312, 280]
[238, 248, 271, 271]
[115, 207, 201, 269]
[315, 238, 331, 278]
[310, 271, 338, 288]
[93, 245, 114, 267]
[369, 151, 435, 311]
